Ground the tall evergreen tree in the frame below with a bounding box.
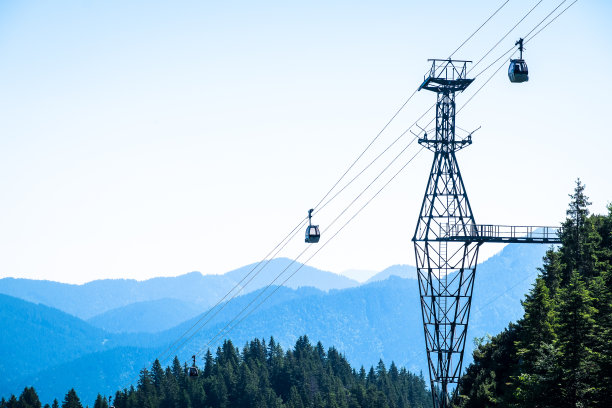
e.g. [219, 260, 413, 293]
[18, 387, 41, 408]
[515, 277, 556, 368]
[61, 390, 82, 408]
[92, 395, 107, 408]
[560, 179, 592, 280]
[556, 271, 597, 407]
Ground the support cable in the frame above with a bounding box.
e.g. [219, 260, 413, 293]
[470, 0, 544, 73]
[156, 218, 308, 363]
[448, 0, 512, 59]
[472, 0, 572, 79]
[524, 0, 578, 45]
[143, 214, 308, 371]
[197, 147, 426, 356]
[312, 86, 420, 212]
[193, 137, 422, 357]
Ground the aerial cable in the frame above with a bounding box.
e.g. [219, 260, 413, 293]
[472, 0, 571, 79]
[524, 0, 578, 45]
[315, 102, 436, 217]
[461, 50, 517, 114]
[161, 108, 426, 362]
[312, 0, 522, 212]
[523, 0, 568, 40]
[448, 0, 512, 59]
[164, 104, 431, 362]
[153, 215, 308, 365]
[156, 218, 310, 364]
[466, 0, 579, 107]
[470, 0, 544, 73]
[197, 146, 427, 357]
[194, 136, 423, 357]
[312, 86, 420, 212]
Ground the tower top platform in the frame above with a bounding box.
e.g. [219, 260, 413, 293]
[419, 59, 474, 93]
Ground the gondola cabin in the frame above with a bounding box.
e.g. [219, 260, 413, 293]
[508, 59, 528, 83]
[509, 38, 529, 83]
[187, 355, 199, 377]
[187, 366, 199, 377]
[305, 225, 320, 243]
[305, 208, 320, 243]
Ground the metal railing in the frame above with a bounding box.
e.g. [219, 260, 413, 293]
[437, 223, 562, 243]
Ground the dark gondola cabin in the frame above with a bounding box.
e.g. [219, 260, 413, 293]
[187, 366, 198, 377]
[508, 37, 529, 83]
[508, 59, 528, 83]
[305, 208, 320, 243]
[187, 355, 199, 377]
[305, 225, 320, 243]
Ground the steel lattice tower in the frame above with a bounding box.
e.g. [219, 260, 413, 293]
[412, 59, 560, 408]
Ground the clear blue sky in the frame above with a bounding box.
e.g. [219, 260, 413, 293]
[1, 0, 610, 283]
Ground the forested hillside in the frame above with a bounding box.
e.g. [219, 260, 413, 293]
[456, 181, 612, 407]
[0, 336, 432, 408]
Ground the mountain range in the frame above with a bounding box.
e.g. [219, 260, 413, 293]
[0, 258, 357, 323]
[0, 243, 549, 405]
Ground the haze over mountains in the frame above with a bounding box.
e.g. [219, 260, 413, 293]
[0, 258, 358, 321]
[0, 243, 550, 405]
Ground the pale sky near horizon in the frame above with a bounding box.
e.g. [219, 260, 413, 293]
[1, 0, 611, 284]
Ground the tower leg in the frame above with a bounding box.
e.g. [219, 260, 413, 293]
[414, 240, 479, 407]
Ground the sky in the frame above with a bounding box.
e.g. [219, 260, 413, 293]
[1, 0, 611, 284]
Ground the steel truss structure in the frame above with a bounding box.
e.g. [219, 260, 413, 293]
[412, 59, 560, 408]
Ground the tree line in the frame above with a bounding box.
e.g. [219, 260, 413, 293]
[2, 336, 432, 408]
[456, 180, 612, 407]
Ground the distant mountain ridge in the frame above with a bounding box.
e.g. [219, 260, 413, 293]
[366, 264, 417, 282]
[0, 294, 116, 387]
[0, 258, 358, 321]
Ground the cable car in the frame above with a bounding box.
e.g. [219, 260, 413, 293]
[187, 355, 199, 377]
[508, 38, 529, 83]
[305, 209, 320, 243]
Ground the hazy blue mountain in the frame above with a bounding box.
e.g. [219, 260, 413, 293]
[366, 264, 417, 282]
[469, 243, 552, 337]
[0, 258, 357, 322]
[0, 294, 116, 386]
[86, 298, 204, 333]
[223, 257, 358, 291]
[0, 272, 235, 320]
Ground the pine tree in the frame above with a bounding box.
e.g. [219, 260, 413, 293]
[203, 349, 214, 378]
[556, 271, 598, 407]
[515, 278, 556, 368]
[560, 179, 592, 280]
[151, 359, 165, 391]
[6, 396, 17, 408]
[18, 387, 41, 408]
[61, 389, 83, 408]
[92, 395, 107, 408]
